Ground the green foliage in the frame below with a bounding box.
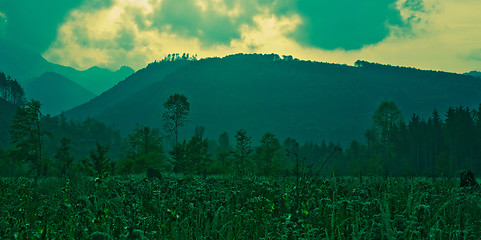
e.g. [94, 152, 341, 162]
[233, 129, 253, 176]
[163, 93, 190, 144]
[255, 132, 283, 176]
[1, 176, 481, 239]
[9, 99, 47, 177]
[162, 53, 197, 62]
[89, 143, 111, 178]
[0, 71, 25, 106]
[65, 54, 481, 148]
[169, 127, 212, 175]
[186, 128, 212, 175]
[169, 141, 189, 173]
[41, 114, 123, 161]
[128, 124, 163, 156]
[53, 137, 74, 177]
[372, 101, 404, 175]
[215, 132, 233, 174]
[118, 124, 165, 174]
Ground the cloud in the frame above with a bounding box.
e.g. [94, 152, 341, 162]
[291, 0, 418, 50]
[0, 0, 94, 52]
[42, 0, 481, 73]
[0, 11, 6, 36]
[466, 49, 481, 62]
[285, 0, 481, 73]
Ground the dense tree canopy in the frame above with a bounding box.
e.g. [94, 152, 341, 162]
[0, 72, 25, 105]
[9, 99, 45, 177]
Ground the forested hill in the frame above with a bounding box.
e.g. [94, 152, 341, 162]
[64, 60, 188, 120]
[25, 72, 96, 115]
[0, 98, 17, 148]
[65, 54, 481, 145]
[466, 71, 481, 79]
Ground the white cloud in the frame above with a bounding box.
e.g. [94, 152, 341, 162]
[43, 0, 481, 73]
[285, 0, 481, 73]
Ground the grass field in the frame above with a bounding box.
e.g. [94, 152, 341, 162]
[1, 174, 480, 239]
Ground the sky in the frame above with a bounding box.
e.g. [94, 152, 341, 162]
[0, 0, 480, 73]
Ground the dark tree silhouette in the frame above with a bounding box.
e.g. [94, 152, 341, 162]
[163, 93, 190, 144]
[255, 132, 282, 176]
[123, 124, 164, 173]
[89, 143, 110, 178]
[0, 72, 25, 105]
[372, 101, 403, 176]
[9, 99, 45, 177]
[234, 129, 252, 176]
[54, 137, 74, 177]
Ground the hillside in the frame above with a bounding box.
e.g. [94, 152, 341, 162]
[466, 71, 481, 79]
[65, 60, 188, 119]
[49, 65, 134, 95]
[25, 72, 96, 115]
[0, 39, 133, 94]
[65, 54, 481, 145]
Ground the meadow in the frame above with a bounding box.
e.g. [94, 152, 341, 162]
[1, 174, 480, 239]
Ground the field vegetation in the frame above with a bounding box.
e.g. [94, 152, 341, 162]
[1, 174, 480, 239]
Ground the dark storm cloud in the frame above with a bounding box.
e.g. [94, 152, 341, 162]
[292, 0, 409, 50]
[0, 0, 420, 53]
[145, 0, 417, 50]
[0, 0, 113, 53]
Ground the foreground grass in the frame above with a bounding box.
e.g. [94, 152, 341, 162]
[1, 175, 481, 239]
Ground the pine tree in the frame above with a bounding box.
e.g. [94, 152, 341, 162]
[186, 130, 211, 175]
[234, 129, 253, 176]
[89, 143, 110, 177]
[54, 137, 74, 177]
[124, 124, 165, 173]
[163, 93, 190, 144]
[9, 99, 46, 177]
[255, 132, 282, 176]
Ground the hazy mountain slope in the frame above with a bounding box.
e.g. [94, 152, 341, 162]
[50, 65, 134, 95]
[0, 39, 52, 81]
[466, 71, 481, 79]
[0, 98, 17, 149]
[68, 54, 481, 145]
[64, 60, 188, 119]
[25, 72, 96, 115]
[0, 40, 133, 94]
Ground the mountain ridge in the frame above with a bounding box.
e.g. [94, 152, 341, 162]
[0, 39, 134, 94]
[25, 72, 96, 115]
[64, 54, 481, 145]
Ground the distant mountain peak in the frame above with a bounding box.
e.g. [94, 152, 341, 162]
[118, 65, 134, 72]
[465, 71, 481, 79]
[25, 72, 96, 115]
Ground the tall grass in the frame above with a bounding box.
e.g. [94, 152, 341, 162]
[1, 175, 480, 239]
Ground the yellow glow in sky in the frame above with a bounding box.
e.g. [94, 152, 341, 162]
[42, 0, 481, 73]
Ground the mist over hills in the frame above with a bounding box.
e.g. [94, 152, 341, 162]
[25, 72, 96, 115]
[65, 60, 188, 119]
[0, 39, 134, 94]
[466, 71, 481, 79]
[65, 54, 481, 145]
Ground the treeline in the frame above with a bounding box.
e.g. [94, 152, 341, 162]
[0, 102, 122, 177]
[0, 72, 25, 105]
[161, 53, 198, 62]
[340, 101, 481, 177]
[2, 93, 481, 179]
